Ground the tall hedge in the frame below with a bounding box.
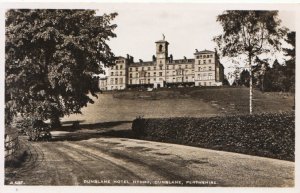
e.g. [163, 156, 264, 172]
[132, 113, 294, 161]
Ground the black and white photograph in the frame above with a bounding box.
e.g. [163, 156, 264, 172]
[1, 1, 299, 193]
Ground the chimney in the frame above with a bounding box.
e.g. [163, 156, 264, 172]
[152, 55, 156, 62]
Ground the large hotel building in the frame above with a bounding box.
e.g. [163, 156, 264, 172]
[99, 38, 224, 90]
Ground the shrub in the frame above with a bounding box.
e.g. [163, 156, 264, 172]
[132, 112, 295, 161]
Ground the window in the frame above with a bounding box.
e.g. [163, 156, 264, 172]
[186, 76, 188, 79]
[160, 66, 163, 70]
[209, 66, 212, 71]
[198, 67, 201, 71]
[154, 67, 156, 70]
[120, 71, 123, 76]
[120, 65, 123, 69]
[142, 67, 144, 71]
[115, 78, 118, 84]
[148, 67, 150, 70]
[130, 68, 132, 72]
[208, 73, 212, 80]
[148, 72, 150, 76]
[111, 72, 114, 76]
[204, 67, 206, 71]
[203, 60, 206, 64]
[136, 73, 138, 77]
[119, 78, 123, 84]
[154, 72, 156, 76]
[110, 78, 113, 84]
[129, 79, 132, 84]
[208, 59, 211, 63]
[185, 65, 188, 68]
[154, 78, 156, 81]
[130, 73, 132, 78]
[136, 67, 138, 71]
[116, 66, 118, 70]
[159, 44, 163, 52]
[209, 82, 211, 86]
[159, 72, 162, 76]
[148, 79, 150, 84]
[203, 55, 206, 58]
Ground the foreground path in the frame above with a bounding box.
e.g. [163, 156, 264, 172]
[6, 137, 294, 187]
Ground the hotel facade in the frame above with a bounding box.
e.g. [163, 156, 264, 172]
[99, 38, 224, 90]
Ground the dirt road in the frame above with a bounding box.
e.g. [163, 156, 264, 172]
[6, 136, 294, 187]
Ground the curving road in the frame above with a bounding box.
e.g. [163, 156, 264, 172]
[6, 135, 294, 187]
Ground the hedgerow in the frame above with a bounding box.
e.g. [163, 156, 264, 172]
[132, 112, 294, 161]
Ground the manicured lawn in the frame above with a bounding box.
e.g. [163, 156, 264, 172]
[62, 86, 294, 125]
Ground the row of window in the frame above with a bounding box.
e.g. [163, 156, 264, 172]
[111, 71, 125, 76]
[197, 59, 213, 64]
[110, 78, 124, 85]
[198, 66, 213, 71]
[197, 73, 213, 80]
[196, 54, 213, 59]
[111, 65, 124, 70]
[129, 64, 194, 72]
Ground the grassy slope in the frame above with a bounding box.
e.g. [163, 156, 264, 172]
[61, 86, 294, 126]
[113, 86, 294, 114]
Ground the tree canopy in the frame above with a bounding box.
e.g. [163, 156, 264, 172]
[214, 10, 287, 113]
[214, 11, 286, 59]
[5, 9, 118, 125]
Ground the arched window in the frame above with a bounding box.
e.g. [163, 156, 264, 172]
[159, 45, 163, 52]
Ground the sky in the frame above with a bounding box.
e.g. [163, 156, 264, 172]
[96, 3, 296, 77]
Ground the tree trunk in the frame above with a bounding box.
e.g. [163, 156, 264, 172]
[50, 112, 61, 129]
[50, 115, 61, 129]
[249, 55, 253, 114]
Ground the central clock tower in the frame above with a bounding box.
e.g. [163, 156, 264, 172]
[155, 40, 169, 62]
[155, 36, 169, 87]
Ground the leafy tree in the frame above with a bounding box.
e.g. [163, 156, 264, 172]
[283, 31, 295, 92]
[214, 11, 286, 114]
[253, 56, 270, 92]
[5, 10, 117, 127]
[239, 69, 250, 87]
[222, 77, 230, 86]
